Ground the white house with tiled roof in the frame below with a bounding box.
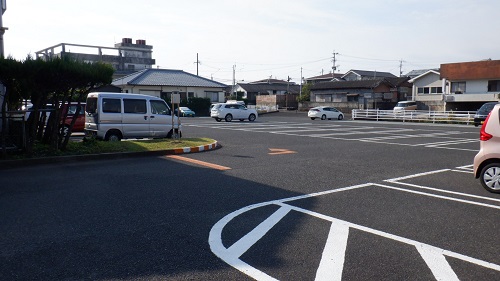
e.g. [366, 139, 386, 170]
[112, 69, 227, 103]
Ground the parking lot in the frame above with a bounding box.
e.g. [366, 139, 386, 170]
[183, 115, 499, 280]
[1, 113, 498, 280]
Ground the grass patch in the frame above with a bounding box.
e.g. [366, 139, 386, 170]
[2, 138, 216, 160]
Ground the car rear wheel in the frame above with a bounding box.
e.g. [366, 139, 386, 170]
[479, 163, 500, 193]
[105, 130, 122, 141]
[321, 114, 326, 120]
[225, 114, 233, 122]
[338, 114, 344, 120]
[248, 114, 256, 122]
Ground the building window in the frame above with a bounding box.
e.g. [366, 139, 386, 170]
[451, 82, 466, 94]
[206, 91, 219, 102]
[347, 95, 358, 102]
[431, 87, 442, 94]
[127, 64, 135, 70]
[417, 87, 430, 94]
[488, 80, 500, 92]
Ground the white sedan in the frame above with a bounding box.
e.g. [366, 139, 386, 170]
[308, 106, 344, 120]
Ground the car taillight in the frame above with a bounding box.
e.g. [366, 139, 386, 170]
[480, 113, 493, 141]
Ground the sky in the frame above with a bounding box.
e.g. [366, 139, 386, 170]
[2, 0, 500, 85]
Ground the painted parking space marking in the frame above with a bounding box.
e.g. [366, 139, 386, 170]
[166, 155, 231, 170]
[209, 170, 500, 280]
[268, 148, 297, 155]
[185, 121, 478, 152]
[385, 168, 500, 205]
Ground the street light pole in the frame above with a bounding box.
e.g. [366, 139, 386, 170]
[0, 0, 7, 57]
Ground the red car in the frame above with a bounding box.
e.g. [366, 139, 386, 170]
[60, 103, 86, 137]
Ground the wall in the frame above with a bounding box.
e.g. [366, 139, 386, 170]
[465, 80, 487, 94]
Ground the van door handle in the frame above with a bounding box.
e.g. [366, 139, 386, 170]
[150, 116, 155, 119]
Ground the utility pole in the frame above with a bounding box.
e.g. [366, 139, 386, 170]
[399, 59, 404, 77]
[194, 53, 200, 76]
[0, 0, 7, 153]
[332, 50, 339, 78]
[299, 68, 303, 99]
[286, 76, 291, 109]
[232, 64, 236, 100]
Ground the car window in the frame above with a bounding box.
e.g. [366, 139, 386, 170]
[124, 99, 147, 114]
[102, 98, 121, 113]
[150, 100, 170, 115]
[86, 98, 98, 114]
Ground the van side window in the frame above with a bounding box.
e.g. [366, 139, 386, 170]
[124, 99, 147, 114]
[102, 98, 121, 113]
[150, 100, 169, 115]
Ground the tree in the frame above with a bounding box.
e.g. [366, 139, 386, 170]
[297, 82, 312, 102]
[0, 56, 114, 157]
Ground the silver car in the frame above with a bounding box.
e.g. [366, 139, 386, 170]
[211, 103, 258, 122]
[308, 106, 344, 121]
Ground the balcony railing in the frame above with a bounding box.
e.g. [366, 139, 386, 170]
[351, 109, 476, 125]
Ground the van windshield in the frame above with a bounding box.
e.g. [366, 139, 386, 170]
[86, 97, 98, 114]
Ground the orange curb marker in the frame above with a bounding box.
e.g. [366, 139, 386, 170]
[166, 155, 231, 171]
[268, 148, 297, 155]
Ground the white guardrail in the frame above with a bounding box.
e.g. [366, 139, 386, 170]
[351, 109, 476, 125]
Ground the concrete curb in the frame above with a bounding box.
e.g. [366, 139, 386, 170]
[0, 141, 220, 170]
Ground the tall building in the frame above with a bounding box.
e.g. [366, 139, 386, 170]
[35, 38, 155, 78]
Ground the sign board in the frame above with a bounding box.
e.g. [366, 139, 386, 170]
[171, 93, 180, 104]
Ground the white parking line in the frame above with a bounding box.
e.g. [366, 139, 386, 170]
[210, 178, 500, 280]
[185, 121, 479, 151]
[385, 169, 500, 204]
[315, 221, 349, 281]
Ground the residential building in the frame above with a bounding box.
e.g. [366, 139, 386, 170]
[112, 68, 227, 103]
[341, 69, 397, 81]
[307, 76, 411, 111]
[35, 38, 156, 79]
[409, 60, 500, 111]
[232, 79, 300, 105]
[304, 73, 344, 84]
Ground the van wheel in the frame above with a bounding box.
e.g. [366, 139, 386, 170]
[105, 130, 122, 141]
[310, 117, 316, 120]
[248, 114, 256, 122]
[321, 114, 326, 120]
[225, 114, 233, 122]
[479, 163, 500, 193]
[338, 114, 344, 120]
[215, 118, 221, 122]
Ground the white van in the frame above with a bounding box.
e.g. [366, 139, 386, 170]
[393, 101, 417, 112]
[84, 92, 181, 141]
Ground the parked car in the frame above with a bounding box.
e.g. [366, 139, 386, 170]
[175, 107, 195, 117]
[211, 103, 257, 122]
[308, 106, 344, 120]
[473, 103, 500, 193]
[85, 92, 181, 141]
[474, 102, 499, 127]
[393, 101, 417, 112]
[59, 103, 86, 137]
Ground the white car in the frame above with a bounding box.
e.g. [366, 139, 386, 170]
[308, 106, 344, 120]
[211, 103, 258, 122]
